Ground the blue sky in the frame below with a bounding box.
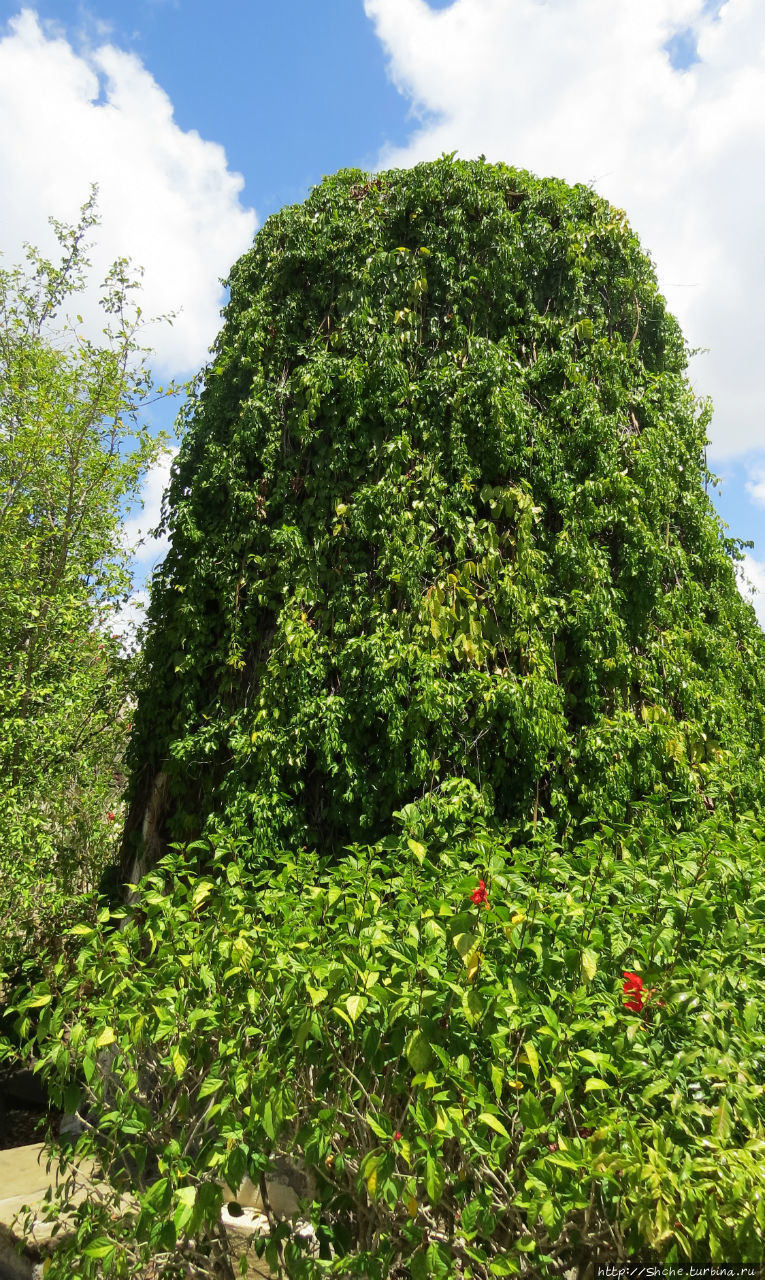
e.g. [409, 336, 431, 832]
[28, 0, 412, 220]
[1, 0, 763, 620]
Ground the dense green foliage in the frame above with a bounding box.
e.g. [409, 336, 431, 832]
[0, 194, 170, 981]
[125, 157, 765, 871]
[14, 798, 765, 1275]
[8, 160, 765, 1278]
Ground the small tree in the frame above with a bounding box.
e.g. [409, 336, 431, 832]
[0, 190, 174, 982]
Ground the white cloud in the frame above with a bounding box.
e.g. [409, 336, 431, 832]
[123, 448, 178, 571]
[0, 9, 256, 377]
[746, 469, 765, 506]
[364, 0, 765, 461]
[735, 553, 765, 628]
[109, 589, 150, 654]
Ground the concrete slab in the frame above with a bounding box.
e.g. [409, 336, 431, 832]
[0, 1146, 56, 1280]
[0, 1145, 49, 1206]
[0, 1144, 316, 1279]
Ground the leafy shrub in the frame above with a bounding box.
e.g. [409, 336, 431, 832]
[14, 793, 765, 1275]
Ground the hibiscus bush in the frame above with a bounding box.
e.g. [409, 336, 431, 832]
[13, 789, 765, 1276]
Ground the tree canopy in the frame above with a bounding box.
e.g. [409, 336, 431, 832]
[0, 192, 170, 979]
[123, 156, 765, 872]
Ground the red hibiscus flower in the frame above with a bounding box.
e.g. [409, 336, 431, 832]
[622, 971, 644, 1012]
[471, 879, 490, 909]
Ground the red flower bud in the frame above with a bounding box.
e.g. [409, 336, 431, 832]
[107, 812, 116, 822]
[394, 1131, 402, 1141]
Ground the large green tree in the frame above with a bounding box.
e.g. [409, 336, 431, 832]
[122, 157, 765, 873]
[0, 191, 172, 979]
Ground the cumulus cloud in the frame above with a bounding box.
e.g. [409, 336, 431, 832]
[364, 0, 765, 461]
[123, 448, 178, 572]
[0, 9, 256, 376]
[735, 553, 765, 629]
[746, 468, 765, 506]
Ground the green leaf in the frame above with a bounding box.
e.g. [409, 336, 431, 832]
[584, 1077, 610, 1093]
[345, 994, 367, 1022]
[518, 1093, 545, 1130]
[491, 1063, 504, 1101]
[96, 1026, 116, 1048]
[173, 1184, 197, 1234]
[489, 1261, 518, 1276]
[453, 932, 479, 965]
[192, 879, 214, 909]
[540, 1195, 563, 1238]
[522, 1040, 540, 1081]
[172, 1047, 188, 1078]
[407, 838, 426, 862]
[478, 1111, 511, 1139]
[24, 993, 52, 1009]
[711, 1096, 732, 1141]
[198, 1076, 224, 1100]
[84, 1239, 116, 1260]
[366, 1115, 390, 1141]
[425, 1153, 444, 1205]
[406, 1030, 433, 1073]
[410, 1252, 430, 1280]
[331, 1004, 354, 1029]
[580, 947, 598, 982]
[263, 1099, 275, 1140]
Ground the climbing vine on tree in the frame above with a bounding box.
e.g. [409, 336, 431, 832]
[123, 156, 765, 871]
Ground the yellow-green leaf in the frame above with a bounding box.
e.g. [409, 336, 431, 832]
[491, 1063, 503, 1101]
[172, 1047, 188, 1078]
[25, 993, 52, 1008]
[522, 1040, 540, 1082]
[712, 1097, 732, 1141]
[406, 1030, 432, 1073]
[345, 994, 367, 1023]
[192, 880, 213, 909]
[478, 1112, 511, 1139]
[407, 838, 426, 863]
